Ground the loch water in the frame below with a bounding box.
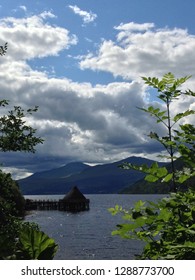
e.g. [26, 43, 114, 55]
[25, 194, 165, 260]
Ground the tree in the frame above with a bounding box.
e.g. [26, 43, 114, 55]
[109, 73, 195, 259]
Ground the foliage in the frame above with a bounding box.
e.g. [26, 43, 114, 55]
[120, 73, 195, 192]
[0, 203, 20, 259]
[16, 226, 58, 260]
[0, 217, 58, 260]
[0, 170, 57, 260]
[0, 171, 24, 258]
[0, 100, 43, 153]
[110, 73, 195, 259]
[109, 190, 195, 259]
[0, 170, 25, 217]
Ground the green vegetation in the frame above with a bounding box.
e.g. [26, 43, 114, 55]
[0, 101, 43, 153]
[16, 226, 57, 260]
[0, 43, 57, 259]
[0, 171, 57, 259]
[109, 73, 195, 259]
[110, 191, 195, 259]
[121, 158, 195, 194]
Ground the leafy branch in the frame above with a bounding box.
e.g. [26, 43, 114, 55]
[0, 102, 43, 153]
[121, 72, 195, 192]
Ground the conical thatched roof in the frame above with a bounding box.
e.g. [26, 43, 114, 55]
[62, 186, 87, 201]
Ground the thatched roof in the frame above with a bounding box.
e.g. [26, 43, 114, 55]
[62, 186, 88, 201]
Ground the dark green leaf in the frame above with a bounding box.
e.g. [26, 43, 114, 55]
[19, 227, 58, 260]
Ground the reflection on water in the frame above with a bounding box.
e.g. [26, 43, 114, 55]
[25, 194, 165, 260]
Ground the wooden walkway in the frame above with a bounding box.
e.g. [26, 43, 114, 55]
[25, 198, 90, 212]
[25, 199, 59, 210]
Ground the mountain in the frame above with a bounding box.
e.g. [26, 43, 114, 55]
[18, 162, 89, 194]
[18, 156, 160, 195]
[27, 162, 89, 179]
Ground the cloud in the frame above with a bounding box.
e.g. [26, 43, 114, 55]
[80, 22, 195, 81]
[1, 166, 32, 180]
[114, 22, 155, 32]
[68, 5, 97, 24]
[0, 17, 194, 178]
[19, 5, 27, 12]
[0, 11, 77, 60]
[0, 60, 165, 170]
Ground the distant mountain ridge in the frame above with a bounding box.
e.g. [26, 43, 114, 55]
[18, 156, 163, 195]
[28, 162, 89, 179]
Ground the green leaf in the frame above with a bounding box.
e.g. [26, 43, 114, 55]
[158, 208, 172, 222]
[134, 200, 145, 211]
[151, 162, 159, 170]
[145, 174, 159, 182]
[134, 216, 148, 227]
[158, 81, 165, 91]
[19, 227, 58, 260]
[173, 110, 195, 122]
[148, 106, 154, 112]
[162, 173, 173, 182]
[162, 72, 175, 85]
[108, 204, 123, 215]
[156, 167, 168, 178]
[177, 174, 191, 184]
[157, 110, 167, 117]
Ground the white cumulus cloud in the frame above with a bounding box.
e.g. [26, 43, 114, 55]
[68, 5, 97, 24]
[80, 22, 195, 81]
[0, 11, 77, 60]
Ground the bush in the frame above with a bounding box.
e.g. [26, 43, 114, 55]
[0, 170, 25, 217]
[0, 170, 58, 259]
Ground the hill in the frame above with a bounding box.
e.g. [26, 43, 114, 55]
[18, 156, 159, 195]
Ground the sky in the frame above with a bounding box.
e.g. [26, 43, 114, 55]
[0, 0, 195, 179]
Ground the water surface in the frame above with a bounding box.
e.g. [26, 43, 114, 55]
[25, 194, 165, 260]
